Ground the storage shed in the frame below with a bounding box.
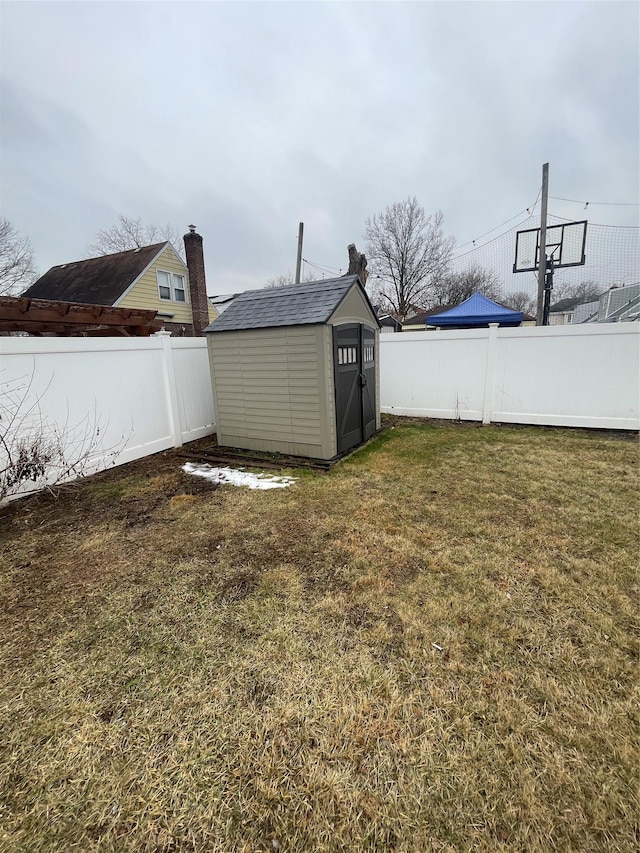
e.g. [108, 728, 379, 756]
[205, 275, 381, 460]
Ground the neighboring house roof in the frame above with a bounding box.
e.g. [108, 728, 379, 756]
[597, 293, 640, 323]
[425, 303, 456, 316]
[597, 283, 640, 321]
[403, 303, 429, 320]
[427, 293, 524, 327]
[572, 300, 599, 324]
[205, 275, 380, 332]
[22, 243, 169, 305]
[404, 302, 459, 323]
[549, 295, 593, 313]
[379, 314, 402, 330]
[402, 311, 431, 327]
[208, 293, 239, 313]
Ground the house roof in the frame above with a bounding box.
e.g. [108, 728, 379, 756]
[209, 293, 239, 305]
[205, 275, 380, 332]
[401, 303, 456, 326]
[427, 292, 524, 327]
[597, 292, 640, 323]
[402, 311, 431, 327]
[549, 295, 593, 313]
[378, 314, 402, 329]
[403, 303, 429, 319]
[22, 242, 169, 305]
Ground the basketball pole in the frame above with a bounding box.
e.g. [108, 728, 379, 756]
[542, 257, 555, 326]
[536, 163, 549, 325]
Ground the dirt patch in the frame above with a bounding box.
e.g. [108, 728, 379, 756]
[0, 446, 220, 556]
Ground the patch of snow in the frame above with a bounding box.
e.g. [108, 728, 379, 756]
[182, 462, 296, 490]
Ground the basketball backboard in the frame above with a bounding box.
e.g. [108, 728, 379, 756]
[513, 220, 587, 273]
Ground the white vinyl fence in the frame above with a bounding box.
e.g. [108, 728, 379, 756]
[2, 323, 637, 502]
[380, 323, 639, 430]
[1, 334, 215, 501]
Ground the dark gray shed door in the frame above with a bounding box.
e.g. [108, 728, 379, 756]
[333, 324, 377, 454]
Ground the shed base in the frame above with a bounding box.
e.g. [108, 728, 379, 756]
[178, 428, 386, 471]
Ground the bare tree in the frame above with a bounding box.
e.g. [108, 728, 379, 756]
[88, 215, 184, 259]
[505, 290, 537, 315]
[432, 265, 503, 307]
[0, 218, 38, 295]
[551, 279, 604, 305]
[265, 271, 316, 288]
[364, 198, 454, 319]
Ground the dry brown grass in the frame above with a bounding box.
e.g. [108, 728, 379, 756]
[0, 422, 638, 852]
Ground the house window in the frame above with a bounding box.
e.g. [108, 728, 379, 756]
[157, 270, 187, 302]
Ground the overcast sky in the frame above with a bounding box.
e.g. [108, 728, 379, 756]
[1, 1, 638, 296]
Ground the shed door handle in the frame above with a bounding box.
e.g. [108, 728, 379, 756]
[359, 373, 367, 387]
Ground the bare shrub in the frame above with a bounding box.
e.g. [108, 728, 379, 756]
[0, 367, 130, 503]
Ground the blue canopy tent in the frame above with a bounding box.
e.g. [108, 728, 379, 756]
[427, 292, 524, 328]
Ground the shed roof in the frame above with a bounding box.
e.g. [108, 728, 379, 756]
[22, 242, 169, 305]
[205, 275, 379, 332]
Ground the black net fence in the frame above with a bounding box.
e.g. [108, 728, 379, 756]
[449, 213, 640, 309]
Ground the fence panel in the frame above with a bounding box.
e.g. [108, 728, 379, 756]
[170, 340, 217, 442]
[380, 324, 639, 430]
[0, 336, 215, 501]
[490, 325, 639, 429]
[378, 329, 490, 421]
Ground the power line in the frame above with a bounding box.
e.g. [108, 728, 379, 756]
[303, 190, 546, 274]
[302, 193, 638, 295]
[452, 209, 529, 254]
[550, 196, 640, 207]
[452, 187, 542, 255]
[303, 259, 330, 275]
[305, 258, 342, 273]
[302, 257, 342, 276]
[452, 212, 535, 262]
[550, 212, 640, 228]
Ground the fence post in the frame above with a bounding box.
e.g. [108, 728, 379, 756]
[154, 331, 182, 447]
[482, 323, 499, 425]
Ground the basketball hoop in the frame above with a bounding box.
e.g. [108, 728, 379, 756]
[513, 220, 587, 325]
[514, 220, 587, 274]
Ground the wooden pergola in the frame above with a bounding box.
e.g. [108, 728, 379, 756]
[0, 296, 163, 336]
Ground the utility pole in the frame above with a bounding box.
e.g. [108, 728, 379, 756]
[536, 162, 549, 325]
[295, 222, 304, 284]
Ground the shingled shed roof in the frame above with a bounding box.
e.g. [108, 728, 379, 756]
[206, 275, 379, 332]
[22, 242, 169, 305]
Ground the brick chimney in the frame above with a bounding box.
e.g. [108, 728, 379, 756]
[183, 224, 209, 336]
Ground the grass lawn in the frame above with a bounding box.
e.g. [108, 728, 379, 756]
[0, 421, 638, 852]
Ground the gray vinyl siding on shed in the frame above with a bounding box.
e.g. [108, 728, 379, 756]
[208, 325, 335, 458]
